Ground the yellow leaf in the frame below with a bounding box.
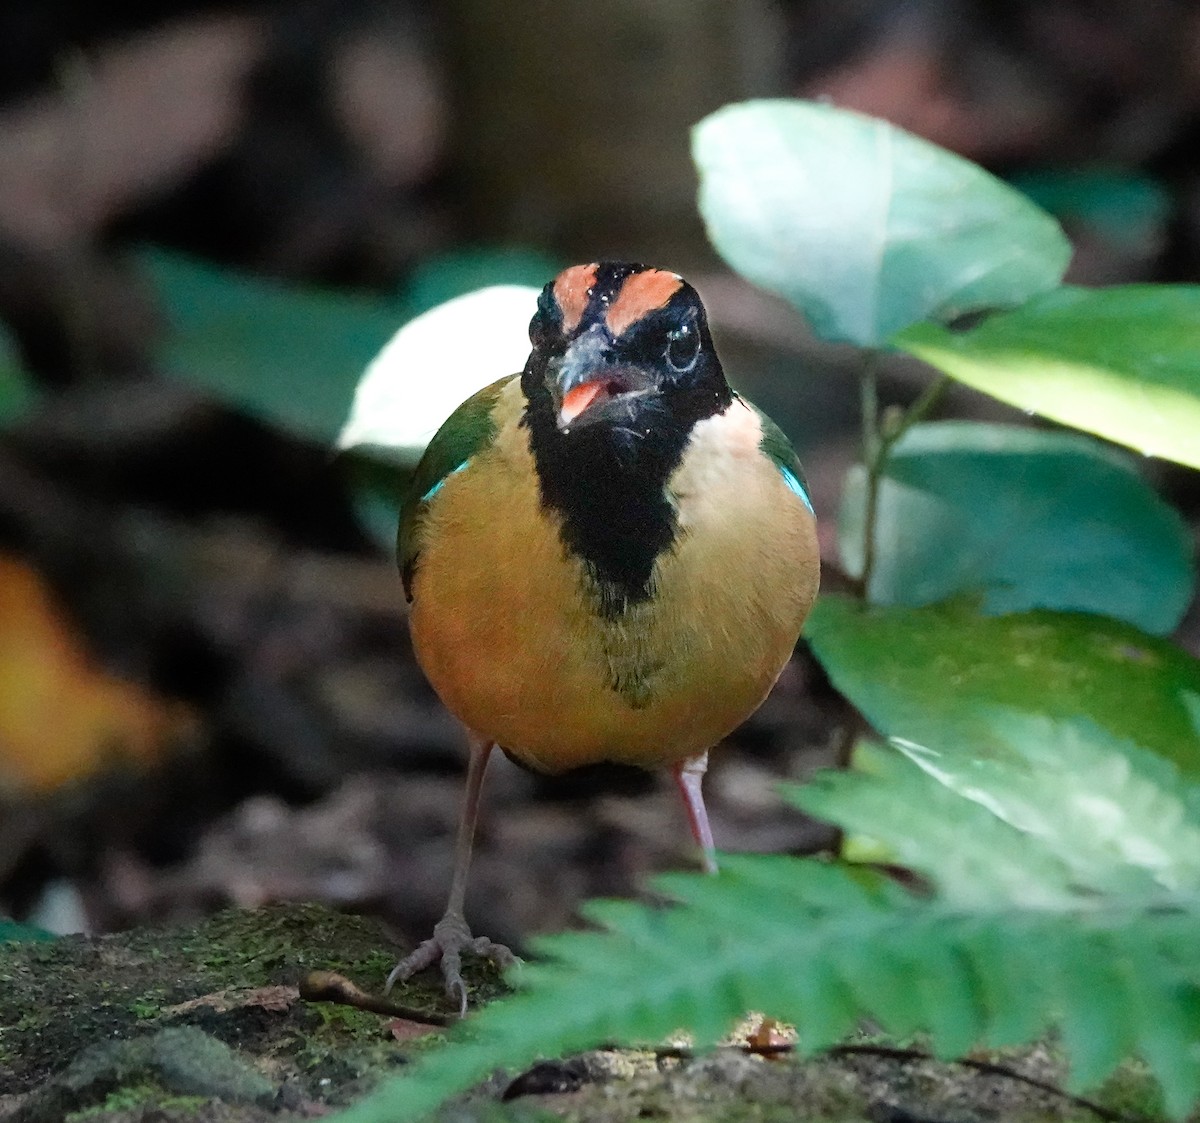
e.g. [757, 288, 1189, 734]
[0, 554, 194, 794]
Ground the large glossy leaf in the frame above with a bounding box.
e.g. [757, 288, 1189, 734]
[839, 422, 1194, 634]
[804, 596, 1200, 777]
[692, 100, 1070, 346]
[142, 248, 397, 443]
[896, 286, 1200, 470]
[795, 716, 1200, 903]
[794, 740, 1084, 907]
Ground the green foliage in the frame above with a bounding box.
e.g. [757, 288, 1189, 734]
[787, 733, 1200, 1103]
[327, 98, 1200, 1122]
[805, 596, 1200, 778]
[337, 285, 538, 466]
[333, 699, 1200, 1121]
[336, 858, 1200, 1123]
[141, 247, 397, 443]
[401, 247, 560, 319]
[1013, 167, 1171, 252]
[692, 100, 1070, 345]
[140, 245, 551, 548]
[0, 323, 36, 426]
[795, 717, 1200, 903]
[896, 285, 1200, 470]
[333, 612, 1200, 1122]
[0, 919, 56, 943]
[838, 421, 1195, 632]
[141, 244, 552, 449]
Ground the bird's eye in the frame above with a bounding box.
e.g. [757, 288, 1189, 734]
[665, 322, 699, 372]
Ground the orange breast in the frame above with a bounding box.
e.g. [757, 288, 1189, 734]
[408, 390, 820, 773]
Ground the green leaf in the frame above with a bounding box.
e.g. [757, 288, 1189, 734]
[0, 323, 36, 426]
[142, 244, 556, 457]
[692, 100, 1070, 346]
[1053, 930, 1136, 1090]
[896, 285, 1200, 470]
[804, 596, 1200, 778]
[330, 701, 1200, 1120]
[1119, 937, 1200, 1118]
[839, 422, 1195, 634]
[1012, 168, 1171, 252]
[793, 743, 1082, 907]
[140, 247, 398, 443]
[0, 919, 55, 943]
[895, 714, 1200, 895]
[796, 712, 1200, 903]
[401, 246, 559, 319]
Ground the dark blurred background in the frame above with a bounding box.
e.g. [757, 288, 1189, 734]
[1, 0, 1198, 950]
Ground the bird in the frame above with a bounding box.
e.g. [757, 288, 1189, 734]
[387, 262, 820, 1011]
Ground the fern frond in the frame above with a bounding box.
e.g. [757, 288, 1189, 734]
[791, 708, 1200, 901]
[333, 858, 1200, 1122]
[795, 741, 1082, 906]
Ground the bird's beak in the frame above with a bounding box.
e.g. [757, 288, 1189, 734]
[552, 326, 656, 430]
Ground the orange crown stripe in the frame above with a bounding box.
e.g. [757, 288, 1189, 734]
[553, 263, 599, 333]
[605, 270, 683, 337]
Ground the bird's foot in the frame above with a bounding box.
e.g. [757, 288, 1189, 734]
[385, 912, 516, 1016]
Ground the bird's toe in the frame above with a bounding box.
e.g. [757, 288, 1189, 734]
[384, 937, 441, 992]
[470, 935, 517, 970]
[385, 913, 514, 1014]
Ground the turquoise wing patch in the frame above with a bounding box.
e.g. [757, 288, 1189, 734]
[778, 463, 815, 514]
[420, 461, 469, 502]
[741, 396, 815, 516]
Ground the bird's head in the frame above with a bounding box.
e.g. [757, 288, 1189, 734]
[520, 262, 732, 438]
[516, 262, 736, 608]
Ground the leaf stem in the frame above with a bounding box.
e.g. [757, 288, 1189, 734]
[857, 358, 950, 602]
[857, 354, 882, 602]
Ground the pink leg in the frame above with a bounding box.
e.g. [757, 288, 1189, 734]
[443, 731, 493, 918]
[386, 730, 514, 1014]
[674, 751, 718, 875]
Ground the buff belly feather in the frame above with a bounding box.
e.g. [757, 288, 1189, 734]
[407, 390, 820, 774]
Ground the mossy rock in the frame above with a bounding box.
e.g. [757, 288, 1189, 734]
[0, 903, 495, 1120]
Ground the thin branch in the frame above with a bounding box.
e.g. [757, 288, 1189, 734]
[856, 365, 951, 602]
[856, 354, 882, 602]
[299, 970, 452, 1026]
[644, 1040, 1142, 1123]
[829, 1044, 1145, 1123]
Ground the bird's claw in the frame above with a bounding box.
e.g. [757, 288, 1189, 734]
[385, 913, 515, 1016]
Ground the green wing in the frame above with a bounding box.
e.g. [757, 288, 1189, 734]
[398, 375, 513, 599]
[741, 395, 815, 514]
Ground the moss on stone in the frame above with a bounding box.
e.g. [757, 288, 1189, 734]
[64, 1082, 207, 1121]
[0, 902, 478, 1120]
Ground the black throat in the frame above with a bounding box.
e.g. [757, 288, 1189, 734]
[522, 385, 729, 615]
